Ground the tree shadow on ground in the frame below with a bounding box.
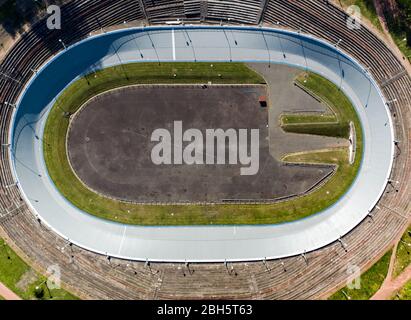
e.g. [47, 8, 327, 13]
[0, 0, 39, 38]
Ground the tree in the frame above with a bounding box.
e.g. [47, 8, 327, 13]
[34, 285, 44, 298]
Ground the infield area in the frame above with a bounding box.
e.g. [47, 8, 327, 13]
[43, 62, 363, 225]
[67, 85, 331, 203]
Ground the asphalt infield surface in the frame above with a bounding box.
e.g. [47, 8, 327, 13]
[67, 85, 332, 203]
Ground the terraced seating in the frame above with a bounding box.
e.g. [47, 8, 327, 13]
[183, 0, 202, 17]
[143, 0, 186, 23]
[205, 0, 265, 24]
[142, 0, 266, 24]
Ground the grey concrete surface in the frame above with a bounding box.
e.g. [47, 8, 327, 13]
[248, 63, 348, 160]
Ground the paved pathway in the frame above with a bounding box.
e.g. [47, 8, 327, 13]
[371, 263, 411, 300]
[371, 227, 411, 300]
[0, 282, 21, 300]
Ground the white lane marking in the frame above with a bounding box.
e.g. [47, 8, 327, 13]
[172, 29, 176, 61]
[118, 226, 127, 255]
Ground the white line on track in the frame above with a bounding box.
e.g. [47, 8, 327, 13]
[118, 226, 127, 255]
[172, 29, 176, 61]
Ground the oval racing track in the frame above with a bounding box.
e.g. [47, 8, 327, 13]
[10, 26, 394, 262]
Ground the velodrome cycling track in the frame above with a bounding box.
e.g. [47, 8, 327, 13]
[9, 26, 394, 262]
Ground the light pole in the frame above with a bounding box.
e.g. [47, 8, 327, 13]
[278, 35, 286, 59]
[281, 261, 286, 272]
[5, 181, 18, 188]
[53, 97, 69, 116]
[261, 31, 271, 68]
[302, 251, 308, 265]
[185, 261, 193, 275]
[96, 17, 105, 33]
[40, 279, 53, 299]
[58, 39, 67, 50]
[145, 259, 158, 275]
[367, 210, 374, 221]
[338, 238, 348, 252]
[263, 258, 270, 272]
[364, 66, 372, 74]
[4, 101, 16, 108]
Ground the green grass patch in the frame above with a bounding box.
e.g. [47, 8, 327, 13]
[0, 0, 37, 31]
[0, 0, 18, 22]
[340, 0, 383, 31]
[393, 226, 411, 277]
[44, 62, 363, 226]
[0, 238, 78, 300]
[380, 0, 411, 62]
[393, 279, 411, 300]
[390, 31, 411, 63]
[281, 114, 336, 125]
[339, 2, 411, 79]
[283, 148, 347, 165]
[281, 72, 361, 140]
[329, 249, 392, 300]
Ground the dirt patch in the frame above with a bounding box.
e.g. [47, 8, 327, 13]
[16, 269, 37, 292]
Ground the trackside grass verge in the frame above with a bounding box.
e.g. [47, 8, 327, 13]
[387, 28, 411, 64]
[0, 238, 78, 300]
[340, 0, 383, 32]
[393, 279, 411, 300]
[44, 62, 363, 226]
[381, 0, 411, 63]
[329, 249, 392, 300]
[393, 225, 411, 277]
[281, 72, 362, 140]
